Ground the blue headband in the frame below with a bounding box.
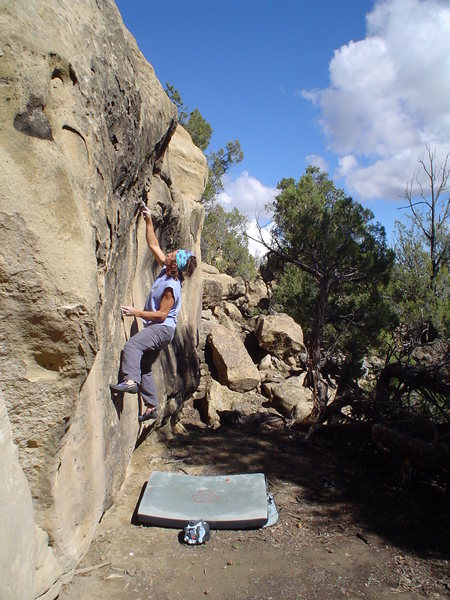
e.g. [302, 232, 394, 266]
[176, 249, 194, 272]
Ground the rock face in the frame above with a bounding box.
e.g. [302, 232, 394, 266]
[0, 1, 207, 598]
[0, 391, 35, 600]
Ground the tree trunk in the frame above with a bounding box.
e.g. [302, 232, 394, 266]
[306, 277, 331, 420]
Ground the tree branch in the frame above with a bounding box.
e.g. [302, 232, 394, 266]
[247, 220, 324, 280]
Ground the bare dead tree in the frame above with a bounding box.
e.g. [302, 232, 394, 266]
[402, 145, 450, 282]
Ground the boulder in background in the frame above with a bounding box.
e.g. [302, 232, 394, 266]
[262, 374, 313, 420]
[255, 313, 305, 360]
[207, 323, 260, 392]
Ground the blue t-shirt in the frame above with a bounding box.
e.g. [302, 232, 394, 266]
[142, 267, 182, 329]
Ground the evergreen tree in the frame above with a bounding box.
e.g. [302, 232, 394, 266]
[264, 167, 395, 418]
[389, 220, 449, 344]
[201, 205, 257, 279]
[202, 141, 243, 209]
[165, 83, 243, 205]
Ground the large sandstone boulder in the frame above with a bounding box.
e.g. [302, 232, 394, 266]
[255, 313, 305, 359]
[258, 354, 293, 385]
[223, 301, 244, 322]
[0, 1, 206, 598]
[202, 279, 223, 309]
[202, 266, 246, 304]
[207, 323, 260, 392]
[262, 374, 313, 420]
[201, 264, 222, 309]
[246, 277, 269, 309]
[160, 125, 208, 205]
[211, 305, 243, 337]
[200, 379, 249, 428]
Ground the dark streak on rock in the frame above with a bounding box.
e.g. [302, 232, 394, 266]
[14, 97, 53, 140]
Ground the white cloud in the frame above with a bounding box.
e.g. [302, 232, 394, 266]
[246, 219, 273, 258]
[305, 154, 329, 173]
[335, 154, 358, 178]
[299, 88, 320, 104]
[304, 0, 450, 200]
[216, 171, 277, 257]
[343, 152, 415, 199]
[217, 171, 277, 220]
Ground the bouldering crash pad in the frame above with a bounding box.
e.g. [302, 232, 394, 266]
[137, 471, 277, 529]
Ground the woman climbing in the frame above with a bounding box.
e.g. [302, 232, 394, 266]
[110, 206, 197, 422]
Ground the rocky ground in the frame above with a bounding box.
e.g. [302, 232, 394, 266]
[58, 400, 449, 600]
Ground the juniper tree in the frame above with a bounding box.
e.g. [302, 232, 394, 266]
[258, 167, 395, 419]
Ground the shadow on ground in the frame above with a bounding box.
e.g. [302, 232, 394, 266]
[166, 422, 449, 558]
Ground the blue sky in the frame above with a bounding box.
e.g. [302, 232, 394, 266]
[115, 0, 450, 253]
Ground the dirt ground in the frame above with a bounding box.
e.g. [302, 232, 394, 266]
[58, 401, 449, 600]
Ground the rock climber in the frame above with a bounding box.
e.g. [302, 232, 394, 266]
[110, 206, 197, 422]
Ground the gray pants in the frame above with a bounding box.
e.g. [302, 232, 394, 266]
[121, 323, 174, 407]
